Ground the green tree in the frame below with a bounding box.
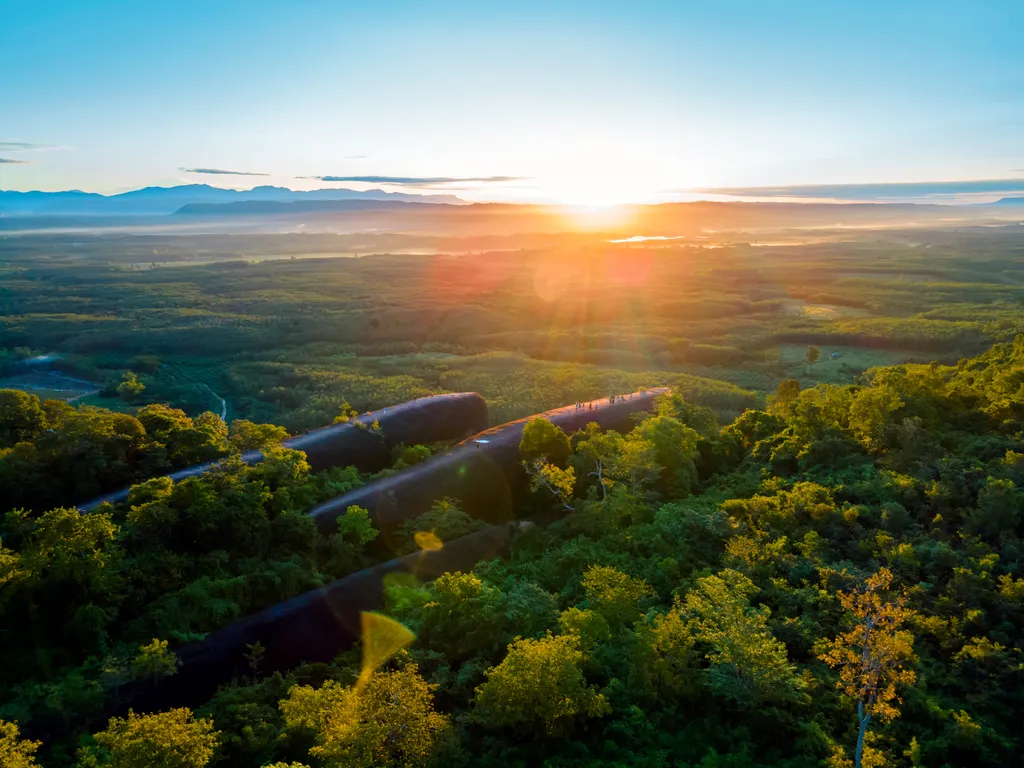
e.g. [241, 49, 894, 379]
[633, 602, 699, 699]
[632, 414, 700, 480]
[325, 505, 378, 575]
[0, 389, 44, 448]
[474, 633, 609, 734]
[519, 418, 571, 466]
[849, 387, 904, 452]
[396, 498, 486, 555]
[1, 406, 149, 511]
[80, 708, 219, 768]
[557, 607, 611, 652]
[769, 379, 801, 418]
[333, 400, 359, 424]
[280, 664, 451, 768]
[137, 404, 227, 466]
[390, 443, 431, 469]
[229, 420, 289, 452]
[0, 719, 41, 768]
[582, 565, 653, 628]
[131, 638, 178, 682]
[609, 433, 661, 494]
[684, 569, 804, 705]
[819, 568, 917, 768]
[117, 371, 145, 403]
[526, 460, 576, 512]
[807, 346, 821, 365]
[0, 535, 25, 595]
[19, 506, 122, 599]
[653, 392, 720, 437]
[405, 571, 506, 660]
[572, 423, 623, 499]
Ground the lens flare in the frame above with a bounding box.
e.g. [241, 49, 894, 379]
[414, 530, 444, 551]
[356, 611, 416, 691]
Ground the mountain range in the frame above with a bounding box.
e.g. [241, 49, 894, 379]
[0, 184, 463, 216]
[174, 199, 451, 215]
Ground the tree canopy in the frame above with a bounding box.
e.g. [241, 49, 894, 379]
[8, 336, 1024, 766]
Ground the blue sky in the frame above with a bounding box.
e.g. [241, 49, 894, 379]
[1, 0, 1022, 203]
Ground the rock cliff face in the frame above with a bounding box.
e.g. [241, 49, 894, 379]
[309, 388, 669, 533]
[78, 392, 489, 510]
[118, 523, 519, 715]
[113, 390, 668, 716]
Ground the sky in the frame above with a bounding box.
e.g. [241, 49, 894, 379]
[1, 0, 1023, 205]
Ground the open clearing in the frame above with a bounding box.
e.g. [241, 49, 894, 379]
[839, 270, 948, 282]
[0, 372, 99, 401]
[779, 299, 871, 319]
[775, 343, 914, 384]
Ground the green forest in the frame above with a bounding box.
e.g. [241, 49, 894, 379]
[3, 225, 1024, 430]
[2, 225, 1024, 767]
[4, 0, 1024, 764]
[4, 332, 1024, 767]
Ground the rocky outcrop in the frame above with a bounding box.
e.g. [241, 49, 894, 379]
[109, 390, 668, 716]
[78, 392, 488, 511]
[115, 523, 518, 714]
[309, 389, 669, 534]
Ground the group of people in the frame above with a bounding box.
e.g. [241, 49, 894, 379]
[571, 392, 634, 411]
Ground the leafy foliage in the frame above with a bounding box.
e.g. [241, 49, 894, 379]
[280, 664, 451, 768]
[519, 417, 572, 466]
[8, 328, 1024, 766]
[0, 719, 41, 768]
[0, 395, 229, 513]
[78, 708, 218, 768]
[819, 568, 917, 768]
[684, 570, 805, 706]
[473, 633, 609, 734]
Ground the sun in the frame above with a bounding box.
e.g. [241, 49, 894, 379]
[528, 166, 671, 210]
[557, 203, 635, 231]
[534, 173, 658, 230]
[539, 173, 661, 207]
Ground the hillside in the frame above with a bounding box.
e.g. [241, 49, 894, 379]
[2, 338, 1024, 766]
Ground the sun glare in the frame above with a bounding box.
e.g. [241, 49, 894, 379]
[557, 203, 635, 231]
[539, 172, 664, 207]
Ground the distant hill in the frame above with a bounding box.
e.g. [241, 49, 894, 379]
[176, 199, 449, 215]
[992, 197, 1024, 206]
[0, 184, 463, 216]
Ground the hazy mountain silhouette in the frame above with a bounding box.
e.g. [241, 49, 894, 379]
[992, 197, 1024, 206]
[176, 199, 452, 215]
[0, 184, 463, 215]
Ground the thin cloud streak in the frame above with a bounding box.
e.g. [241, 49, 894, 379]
[0, 141, 55, 151]
[695, 178, 1024, 202]
[181, 167, 269, 176]
[303, 174, 528, 187]
[0, 158, 32, 164]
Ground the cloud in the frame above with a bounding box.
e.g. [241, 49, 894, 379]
[0, 141, 55, 152]
[180, 167, 269, 176]
[345, 155, 368, 159]
[302, 174, 527, 188]
[0, 158, 31, 164]
[695, 178, 1024, 203]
